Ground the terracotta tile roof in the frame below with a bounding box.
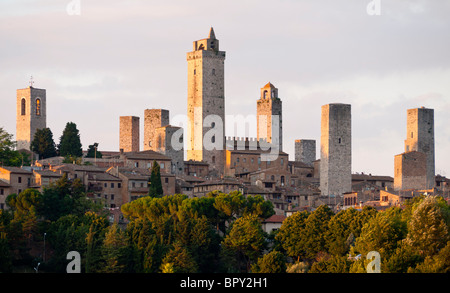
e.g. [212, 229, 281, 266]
[263, 214, 286, 223]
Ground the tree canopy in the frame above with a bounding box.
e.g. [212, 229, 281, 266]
[58, 122, 82, 157]
[31, 127, 57, 159]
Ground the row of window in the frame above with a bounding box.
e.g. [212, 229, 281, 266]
[104, 182, 121, 189]
[21, 98, 41, 116]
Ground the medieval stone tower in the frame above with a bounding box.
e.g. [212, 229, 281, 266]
[295, 139, 316, 166]
[16, 86, 47, 150]
[119, 116, 140, 152]
[320, 103, 352, 196]
[256, 82, 283, 152]
[403, 107, 435, 189]
[186, 27, 226, 177]
[144, 109, 170, 151]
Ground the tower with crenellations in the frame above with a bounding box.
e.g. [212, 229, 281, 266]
[186, 27, 226, 177]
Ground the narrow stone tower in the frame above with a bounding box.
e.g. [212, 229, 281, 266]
[320, 103, 352, 196]
[16, 85, 47, 150]
[257, 82, 283, 152]
[186, 27, 226, 177]
[119, 116, 140, 152]
[404, 107, 435, 189]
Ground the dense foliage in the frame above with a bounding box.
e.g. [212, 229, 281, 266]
[0, 176, 448, 273]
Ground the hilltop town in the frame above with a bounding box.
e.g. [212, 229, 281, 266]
[2, 28, 449, 226]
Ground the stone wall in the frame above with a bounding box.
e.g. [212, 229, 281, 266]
[295, 139, 316, 165]
[394, 151, 427, 191]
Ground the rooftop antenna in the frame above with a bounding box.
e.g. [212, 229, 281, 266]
[29, 76, 35, 87]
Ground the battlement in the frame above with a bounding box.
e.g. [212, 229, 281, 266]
[225, 136, 269, 151]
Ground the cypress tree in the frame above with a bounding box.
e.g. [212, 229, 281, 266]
[148, 161, 163, 198]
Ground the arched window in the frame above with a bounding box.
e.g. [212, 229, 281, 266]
[36, 99, 41, 116]
[212, 156, 216, 164]
[21, 98, 26, 115]
[263, 90, 268, 99]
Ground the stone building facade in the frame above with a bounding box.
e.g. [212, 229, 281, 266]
[295, 139, 316, 166]
[186, 27, 226, 177]
[154, 125, 184, 174]
[143, 109, 169, 151]
[404, 107, 435, 189]
[119, 116, 140, 152]
[320, 103, 352, 196]
[16, 86, 46, 150]
[394, 151, 427, 191]
[257, 82, 283, 152]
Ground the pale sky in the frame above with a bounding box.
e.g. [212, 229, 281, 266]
[1, 0, 449, 177]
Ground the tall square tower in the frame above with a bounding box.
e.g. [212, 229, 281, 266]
[257, 82, 283, 152]
[404, 107, 435, 189]
[120, 116, 140, 152]
[320, 103, 352, 196]
[186, 27, 226, 177]
[16, 86, 47, 150]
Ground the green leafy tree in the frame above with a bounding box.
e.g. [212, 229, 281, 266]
[86, 142, 102, 159]
[351, 206, 407, 272]
[275, 210, 309, 262]
[213, 191, 245, 220]
[223, 214, 266, 272]
[325, 207, 376, 256]
[408, 240, 450, 273]
[47, 212, 109, 272]
[58, 122, 82, 157]
[148, 160, 163, 198]
[309, 255, 351, 273]
[303, 205, 334, 258]
[101, 223, 128, 273]
[251, 250, 286, 273]
[405, 196, 449, 257]
[160, 241, 198, 273]
[0, 232, 12, 273]
[30, 127, 57, 159]
[0, 127, 31, 166]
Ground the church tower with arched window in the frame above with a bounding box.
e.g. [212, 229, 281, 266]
[16, 84, 47, 151]
[257, 82, 283, 152]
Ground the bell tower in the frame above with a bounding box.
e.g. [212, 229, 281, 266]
[16, 80, 47, 151]
[257, 82, 283, 152]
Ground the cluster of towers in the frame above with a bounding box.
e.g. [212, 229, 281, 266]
[15, 28, 436, 196]
[119, 28, 284, 176]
